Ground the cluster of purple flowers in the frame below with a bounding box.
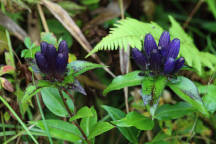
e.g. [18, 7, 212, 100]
[35, 40, 68, 78]
[132, 31, 185, 75]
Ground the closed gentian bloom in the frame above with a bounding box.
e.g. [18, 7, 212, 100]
[35, 40, 69, 79]
[132, 31, 185, 75]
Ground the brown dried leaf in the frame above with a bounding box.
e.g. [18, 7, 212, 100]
[41, 0, 95, 58]
[0, 77, 14, 92]
[41, 0, 116, 77]
[0, 11, 28, 41]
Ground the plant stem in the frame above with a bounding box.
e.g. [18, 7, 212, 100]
[58, 88, 91, 144]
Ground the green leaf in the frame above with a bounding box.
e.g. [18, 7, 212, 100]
[80, 107, 97, 137]
[112, 111, 154, 130]
[86, 18, 163, 57]
[154, 102, 195, 120]
[205, 0, 216, 19]
[169, 16, 216, 75]
[198, 84, 216, 113]
[21, 85, 42, 104]
[168, 76, 209, 117]
[80, 0, 99, 5]
[68, 60, 105, 77]
[24, 37, 32, 49]
[41, 32, 58, 47]
[70, 106, 93, 121]
[33, 120, 82, 143]
[41, 87, 74, 117]
[103, 71, 144, 95]
[88, 122, 115, 139]
[141, 76, 167, 106]
[102, 105, 138, 144]
[21, 46, 40, 58]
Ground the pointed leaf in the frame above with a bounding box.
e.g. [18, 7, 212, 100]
[41, 87, 74, 117]
[33, 120, 82, 143]
[112, 111, 154, 130]
[70, 106, 93, 121]
[103, 71, 144, 95]
[102, 105, 138, 143]
[154, 102, 195, 120]
[68, 60, 105, 77]
[88, 122, 115, 139]
[168, 76, 209, 117]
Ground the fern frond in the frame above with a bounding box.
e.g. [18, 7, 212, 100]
[169, 16, 216, 75]
[86, 18, 163, 57]
[87, 16, 216, 76]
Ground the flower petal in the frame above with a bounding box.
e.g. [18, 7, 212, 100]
[56, 53, 68, 75]
[35, 52, 48, 73]
[174, 57, 185, 73]
[166, 38, 180, 59]
[40, 41, 48, 55]
[46, 44, 58, 72]
[144, 33, 157, 57]
[58, 40, 69, 54]
[158, 31, 170, 57]
[164, 57, 175, 74]
[150, 49, 161, 72]
[132, 48, 147, 70]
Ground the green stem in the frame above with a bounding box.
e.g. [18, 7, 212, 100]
[0, 96, 39, 144]
[58, 88, 91, 144]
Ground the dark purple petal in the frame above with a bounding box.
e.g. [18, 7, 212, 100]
[35, 52, 48, 73]
[166, 38, 180, 59]
[40, 42, 48, 55]
[158, 31, 170, 57]
[44, 44, 58, 73]
[58, 40, 69, 54]
[144, 34, 157, 57]
[174, 57, 185, 73]
[56, 53, 68, 75]
[150, 49, 161, 72]
[164, 57, 175, 74]
[132, 48, 147, 70]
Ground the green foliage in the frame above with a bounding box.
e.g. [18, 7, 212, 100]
[80, 107, 97, 141]
[154, 102, 195, 120]
[21, 85, 42, 105]
[67, 60, 105, 77]
[112, 111, 154, 130]
[205, 0, 216, 19]
[40, 87, 74, 117]
[70, 106, 93, 121]
[87, 16, 216, 76]
[141, 76, 167, 106]
[103, 71, 144, 95]
[88, 122, 115, 139]
[198, 84, 216, 113]
[102, 105, 138, 143]
[86, 18, 163, 57]
[168, 76, 209, 116]
[169, 16, 216, 75]
[33, 120, 82, 143]
[21, 37, 40, 58]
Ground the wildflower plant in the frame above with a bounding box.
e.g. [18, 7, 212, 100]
[103, 31, 209, 117]
[21, 36, 113, 144]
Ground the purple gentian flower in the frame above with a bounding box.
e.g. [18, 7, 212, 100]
[132, 31, 185, 75]
[35, 40, 69, 79]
